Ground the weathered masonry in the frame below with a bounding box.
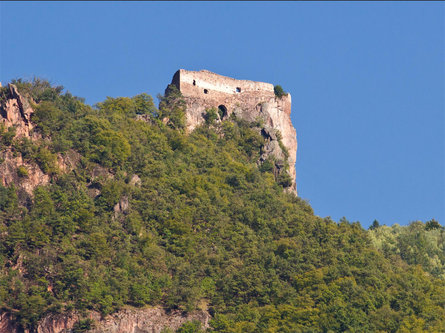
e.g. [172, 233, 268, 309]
[169, 69, 298, 193]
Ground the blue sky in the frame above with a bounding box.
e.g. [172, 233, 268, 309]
[1, 2, 444, 228]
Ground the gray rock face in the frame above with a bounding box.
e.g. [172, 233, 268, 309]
[169, 69, 298, 192]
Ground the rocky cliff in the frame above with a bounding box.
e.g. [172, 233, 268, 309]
[0, 84, 84, 201]
[169, 69, 298, 192]
[0, 84, 49, 199]
[1, 83, 35, 138]
[0, 307, 210, 333]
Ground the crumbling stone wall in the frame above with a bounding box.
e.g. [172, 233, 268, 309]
[169, 69, 298, 192]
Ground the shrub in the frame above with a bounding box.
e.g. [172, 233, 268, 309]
[158, 84, 186, 130]
[0, 125, 16, 146]
[17, 166, 29, 178]
[204, 108, 218, 125]
[277, 171, 293, 188]
[274, 85, 287, 98]
[35, 146, 58, 175]
[72, 319, 94, 333]
[176, 320, 204, 333]
[259, 159, 274, 173]
[425, 219, 441, 230]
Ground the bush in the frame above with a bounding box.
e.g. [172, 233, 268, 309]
[277, 171, 293, 187]
[17, 166, 29, 178]
[35, 146, 58, 175]
[204, 108, 218, 125]
[158, 84, 186, 130]
[425, 219, 442, 230]
[176, 320, 204, 333]
[259, 159, 274, 173]
[274, 85, 287, 98]
[0, 125, 16, 146]
[72, 319, 94, 333]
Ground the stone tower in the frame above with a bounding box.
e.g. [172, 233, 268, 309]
[169, 69, 298, 192]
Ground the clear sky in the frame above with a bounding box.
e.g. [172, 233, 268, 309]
[1, 2, 444, 228]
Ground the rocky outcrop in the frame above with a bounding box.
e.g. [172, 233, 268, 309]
[1, 84, 35, 138]
[88, 308, 210, 333]
[36, 312, 83, 333]
[0, 84, 82, 198]
[0, 84, 50, 197]
[0, 307, 210, 333]
[169, 69, 298, 192]
[114, 196, 129, 216]
[0, 148, 50, 199]
[56, 149, 81, 174]
[129, 174, 141, 187]
[0, 313, 20, 333]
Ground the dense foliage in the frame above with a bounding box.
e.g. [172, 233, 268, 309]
[0, 80, 444, 332]
[369, 221, 445, 280]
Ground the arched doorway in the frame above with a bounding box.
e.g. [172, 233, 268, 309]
[218, 105, 228, 120]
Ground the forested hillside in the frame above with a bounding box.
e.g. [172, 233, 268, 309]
[0, 80, 444, 332]
[369, 220, 445, 280]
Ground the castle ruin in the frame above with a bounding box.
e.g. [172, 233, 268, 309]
[169, 69, 298, 192]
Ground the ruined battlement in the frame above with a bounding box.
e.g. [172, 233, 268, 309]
[173, 69, 274, 96]
[169, 69, 298, 192]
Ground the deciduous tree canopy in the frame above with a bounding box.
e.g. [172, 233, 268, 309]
[0, 80, 444, 332]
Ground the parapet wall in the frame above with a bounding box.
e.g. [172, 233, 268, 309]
[170, 69, 298, 192]
[174, 69, 274, 97]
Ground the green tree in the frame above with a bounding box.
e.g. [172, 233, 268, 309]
[369, 219, 380, 230]
[204, 108, 218, 125]
[274, 85, 287, 98]
[425, 219, 441, 231]
[158, 84, 186, 130]
[2, 78, 445, 333]
[176, 320, 204, 333]
[0, 125, 16, 146]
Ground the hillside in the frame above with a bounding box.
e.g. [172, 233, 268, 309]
[0, 79, 444, 332]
